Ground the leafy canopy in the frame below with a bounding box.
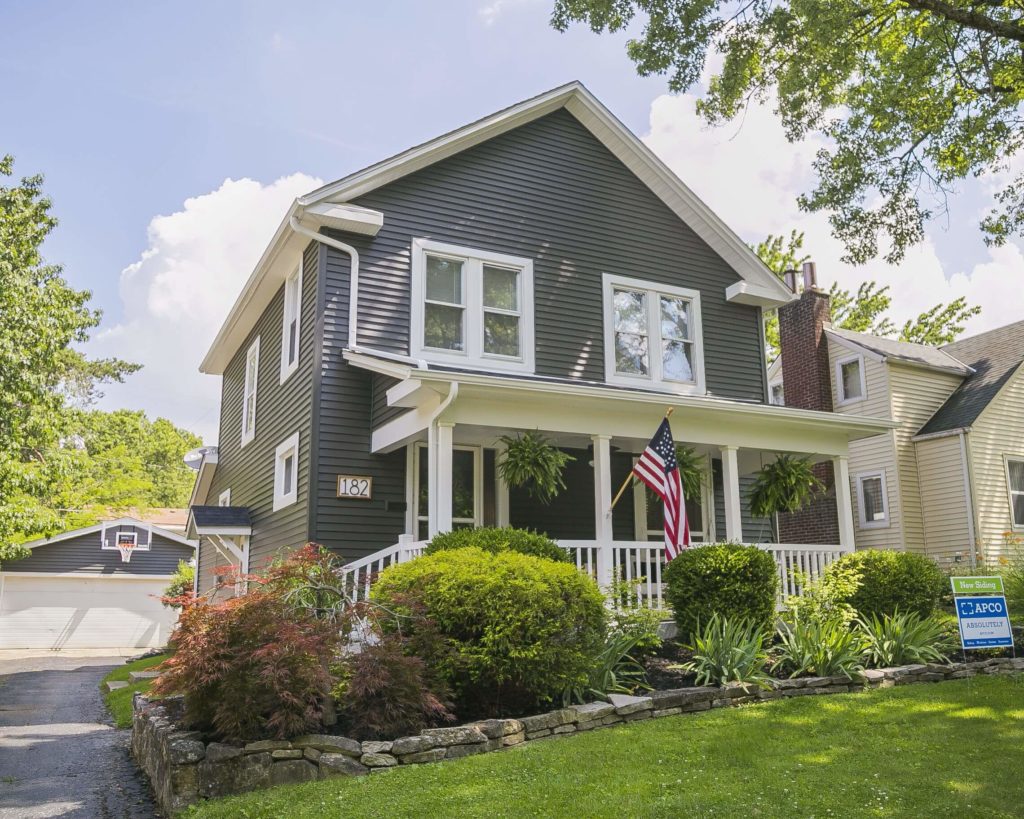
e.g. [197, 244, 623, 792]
[553, 1, 1024, 263]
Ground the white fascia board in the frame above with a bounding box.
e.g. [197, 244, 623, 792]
[725, 280, 796, 308]
[343, 349, 415, 379]
[823, 330, 886, 364]
[22, 518, 197, 550]
[188, 452, 219, 507]
[911, 426, 971, 443]
[193, 525, 253, 537]
[301, 202, 383, 236]
[385, 378, 448, 408]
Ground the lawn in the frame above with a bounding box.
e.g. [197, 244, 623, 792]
[101, 652, 169, 728]
[188, 675, 1024, 818]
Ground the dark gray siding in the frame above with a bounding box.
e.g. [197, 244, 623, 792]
[6, 527, 193, 576]
[199, 242, 318, 592]
[342, 108, 767, 401]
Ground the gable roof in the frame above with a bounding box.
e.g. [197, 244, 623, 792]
[21, 517, 197, 550]
[187, 505, 253, 537]
[825, 327, 973, 375]
[200, 82, 794, 374]
[917, 320, 1024, 435]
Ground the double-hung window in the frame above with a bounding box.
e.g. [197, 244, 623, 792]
[856, 471, 889, 529]
[1006, 457, 1024, 529]
[241, 337, 260, 447]
[836, 354, 866, 404]
[411, 239, 534, 373]
[603, 274, 705, 394]
[273, 433, 299, 511]
[280, 261, 302, 382]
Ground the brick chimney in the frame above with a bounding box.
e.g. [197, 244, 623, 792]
[776, 261, 840, 545]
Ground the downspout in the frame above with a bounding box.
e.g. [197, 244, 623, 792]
[959, 430, 979, 569]
[427, 382, 459, 536]
[289, 215, 428, 369]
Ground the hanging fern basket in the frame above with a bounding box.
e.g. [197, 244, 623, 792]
[497, 430, 576, 505]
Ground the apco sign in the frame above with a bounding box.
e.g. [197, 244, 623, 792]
[950, 577, 1014, 650]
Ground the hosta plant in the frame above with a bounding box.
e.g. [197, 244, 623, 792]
[858, 611, 954, 668]
[773, 615, 865, 679]
[678, 614, 770, 687]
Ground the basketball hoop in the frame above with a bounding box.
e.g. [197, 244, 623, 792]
[115, 532, 137, 563]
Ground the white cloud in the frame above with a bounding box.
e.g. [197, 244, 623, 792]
[478, 0, 538, 26]
[642, 92, 1024, 339]
[90, 174, 322, 444]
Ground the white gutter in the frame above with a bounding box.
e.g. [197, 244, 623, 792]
[426, 382, 459, 535]
[288, 215, 429, 369]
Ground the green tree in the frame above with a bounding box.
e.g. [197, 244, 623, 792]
[755, 231, 980, 360]
[0, 155, 138, 562]
[552, 1, 1024, 263]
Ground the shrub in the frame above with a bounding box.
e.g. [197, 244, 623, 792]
[153, 548, 343, 741]
[162, 560, 194, 608]
[823, 550, 946, 618]
[424, 526, 570, 562]
[663, 543, 779, 640]
[372, 547, 606, 717]
[773, 616, 865, 679]
[335, 635, 454, 740]
[679, 615, 770, 687]
[858, 611, 954, 668]
[606, 572, 665, 656]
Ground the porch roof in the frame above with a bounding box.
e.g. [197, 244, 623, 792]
[346, 350, 895, 457]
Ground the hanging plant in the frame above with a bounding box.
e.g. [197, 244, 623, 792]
[644, 445, 706, 505]
[498, 430, 576, 504]
[748, 454, 824, 519]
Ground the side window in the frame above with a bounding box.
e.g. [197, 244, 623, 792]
[1006, 458, 1024, 528]
[836, 355, 866, 404]
[241, 337, 260, 446]
[856, 471, 889, 528]
[273, 433, 300, 511]
[218, 489, 231, 507]
[280, 261, 302, 382]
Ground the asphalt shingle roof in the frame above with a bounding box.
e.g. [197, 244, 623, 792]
[189, 505, 253, 529]
[825, 327, 972, 374]
[918, 320, 1024, 435]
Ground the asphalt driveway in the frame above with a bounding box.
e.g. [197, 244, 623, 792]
[0, 655, 157, 818]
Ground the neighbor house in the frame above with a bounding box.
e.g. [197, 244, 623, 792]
[771, 271, 1024, 567]
[187, 83, 892, 597]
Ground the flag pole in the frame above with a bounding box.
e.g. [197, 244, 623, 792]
[608, 407, 675, 513]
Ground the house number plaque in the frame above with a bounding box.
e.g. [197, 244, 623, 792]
[337, 475, 373, 499]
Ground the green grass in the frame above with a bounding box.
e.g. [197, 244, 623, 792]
[100, 652, 169, 728]
[189, 675, 1024, 818]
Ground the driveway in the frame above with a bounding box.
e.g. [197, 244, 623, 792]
[0, 655, 158, 818]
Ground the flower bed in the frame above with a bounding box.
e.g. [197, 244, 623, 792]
[132, 657, 1024, 815]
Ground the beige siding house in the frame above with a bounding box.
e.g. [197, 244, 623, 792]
[776, 315, 1024, 567]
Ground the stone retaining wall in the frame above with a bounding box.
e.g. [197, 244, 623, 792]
[133, 657, 1024, 815]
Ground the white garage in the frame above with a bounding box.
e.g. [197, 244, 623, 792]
[0, 518, 196, 650]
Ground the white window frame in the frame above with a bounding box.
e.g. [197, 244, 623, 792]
[412, 442, 483, 538]
[241, 337, 260, 447]
[602, 274, 706, 395]
[101, 530, 151, 552]
[280, 259, 303, 383]
[1003, 455, 1024, 530]
[218, 489, 231, 507]
[769, 380, 785, 406]
[835, 353, 867, 405]
[273, 432, 300, 512]
[410, 238, 535, 373]
[855, 470, 889, 529]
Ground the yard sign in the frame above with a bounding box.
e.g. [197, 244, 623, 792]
[950, 576, 1014, 650]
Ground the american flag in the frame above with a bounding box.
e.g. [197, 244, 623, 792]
[633, 418, 690, 560]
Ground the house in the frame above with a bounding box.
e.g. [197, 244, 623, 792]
[772, 266, 1024, 567]
[0, 518, 196, 650]
[188, 82, 893, 596]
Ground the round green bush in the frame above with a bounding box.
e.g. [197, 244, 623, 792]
[824, 549, 946, 618]
[372, 547, 605, 717]
[424, 526, 570, 563]
[663, 543, 778, 640]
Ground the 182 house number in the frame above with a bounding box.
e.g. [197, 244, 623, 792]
[337, 475, 372, 499]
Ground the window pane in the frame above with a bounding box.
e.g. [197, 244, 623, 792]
[613, 289, 647, 334]
[418, 448, 429, 517]
[283, 454, 294, 495]
[842, 360, 863, 399]
[483, 265, 518, 311]
[862, 476, 885, 522]
[660, 296, 690, 341]
[662, 340, 694, 382]
[452, 450, 475, 520]
[1013, 494, 1024, 527]
[424, 303, 464, 350]
[417, 519, 429, 540]
[288, 319, 298, 364]
[615, 332, 649, 375]
[1008, 459, 1024, 492]
[426, 255, 462, 304]
[484, 312, 520, 357]
[245, 399, 255, 433]
[247, 355, 257, 386]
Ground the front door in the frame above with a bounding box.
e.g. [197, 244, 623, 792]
[414, 443, 483, 539]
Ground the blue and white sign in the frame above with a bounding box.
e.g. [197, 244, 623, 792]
[955, 595, 1014, 649]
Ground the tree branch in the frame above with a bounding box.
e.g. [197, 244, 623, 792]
[901, 0, 1024, 43]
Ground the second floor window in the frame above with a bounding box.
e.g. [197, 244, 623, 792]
[411, 239, 535, 373]
[603, 274, 705, 394]
[836, 354, 866, 404]
[241, 337, 260, 447]
[280, 261, 302, 382]
[1007, 457, 1024, 528]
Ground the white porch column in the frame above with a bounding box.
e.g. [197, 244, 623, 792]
[832, 454, 856, 550]
[721, 445, 743, 542]
[592, 434, 613, 588]
[495, 445, 511, 527]
[429, 421, 454, 537]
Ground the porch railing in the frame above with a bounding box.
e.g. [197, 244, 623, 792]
[340, 537, 853, 610]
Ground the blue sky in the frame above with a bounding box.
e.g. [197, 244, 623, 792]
[3, 0, 1021, 442]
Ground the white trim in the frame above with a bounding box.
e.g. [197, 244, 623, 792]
[405, 444, 416, 536]
[855, 470, 890, 529]
[835, 353, 867, 405]
[911, 426, 971, 443]
[1003, 454, 1024, 530]
[280, 257, 303, 383]
[192, 525, 252, 537]
[959, 431, 978, 567]
[824, 328, 973, 376]
[0, 571, 176, 580]
[218, 489, 231, 507]
[833, 455, 856, 549]
[602, 274, 706, 395]
[721, 445, 742, 541]
[101, 531, 148, 552]
[21, 517, 196, 550]
[188, 451, 219, 506]
[410, 238, 535, 374]
[241, 336, 260, 447]
[272, 432, 300, 511]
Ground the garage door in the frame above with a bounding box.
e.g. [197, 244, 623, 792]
[0, 574, 178, 650]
